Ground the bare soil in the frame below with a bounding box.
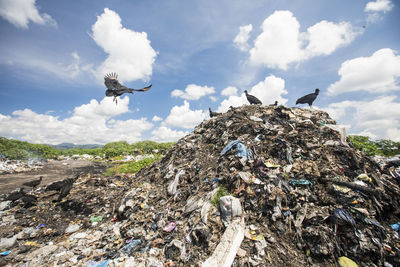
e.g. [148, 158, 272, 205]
[0, 159, 110, 194]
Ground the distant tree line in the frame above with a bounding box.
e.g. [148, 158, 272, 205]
[2, 135, 398, 161]
[0, 137, 175, 160]
[101, 140, 174, 158]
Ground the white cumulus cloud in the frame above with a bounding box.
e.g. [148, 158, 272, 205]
[164, 101, 207, 129]
[217, 94, 247, 113]
[327, 48, 400, 95]
[248, 10, 358, 70]
[250, 75, 288, 105]
[364, 0, 393, 13]
[0, 97, 153, 144]
[364, 0, 394, 23]
[171, 84, 215, 100]
[304, 21, 356, 57]
[217, 75, 288, 112]
[221, 86, 238, 96]
[151, 126, 187, 142]
[233, 24, 253, 51]
[324, 96, 400, 141]
[91, 8, 157, 83]
[152, 115, 162, 122]
[0, 0, 57, 29]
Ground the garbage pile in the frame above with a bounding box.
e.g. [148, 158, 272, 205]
[1, 105, 400, 266]
[0, 158, 45, 174]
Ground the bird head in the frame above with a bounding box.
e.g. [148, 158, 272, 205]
[244, 90, 248, 94]
[315, 88, 320, 94]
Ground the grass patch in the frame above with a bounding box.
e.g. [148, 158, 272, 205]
[104, 156, 160, 177]
[210, 185, 229, 207]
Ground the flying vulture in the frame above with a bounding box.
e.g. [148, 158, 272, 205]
[104, 73, 152, 104]
[209, 108, 221, 118]
[296, 88, 320, 108]
[244, 90, 262, 105]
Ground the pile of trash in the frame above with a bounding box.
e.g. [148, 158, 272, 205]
[1, 105, 400, 266]
[0, 158, 45, 174]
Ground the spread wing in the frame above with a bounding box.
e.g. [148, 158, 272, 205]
[132, 84, 152, 92]
[104, 73, 151, 92]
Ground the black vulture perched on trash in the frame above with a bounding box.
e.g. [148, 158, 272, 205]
[45, 175, 77, 192]
[6, 188, 25, 202]
[6, 187, 36, 207]
[209, 108, 221, 118]
[273, 101, 278, 106]
[244, 90, 262, 105]
[104, 72, 152, 104]
[46, 180, 66, 192]
[20, 194, 37, 208]
[295, 88, 320, 107]
[57, 180, 74, 201]
[55, 175, 79, 201]
[23, 176, 42, 189]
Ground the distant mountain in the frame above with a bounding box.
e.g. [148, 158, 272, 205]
[50, 143, 103, 150]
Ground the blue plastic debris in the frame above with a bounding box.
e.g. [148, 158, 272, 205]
[1, 251, 11, 256]
[390, 222, 400, 232]
[283, 211, 291, 217]
[87, 259, 109, 267]
[123, 239, 141, 254]
[220, 140, 250, 159]
[333, 209, 356, 226]
[36, 224, 46, 229]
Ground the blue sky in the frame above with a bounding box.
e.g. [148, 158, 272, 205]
[0, 0, 399, 144]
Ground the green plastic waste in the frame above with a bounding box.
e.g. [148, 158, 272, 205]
[289, 179, 313, 187]
[90, 215, 104, 222]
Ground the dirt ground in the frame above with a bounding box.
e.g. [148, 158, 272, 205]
[0, 159, 110, 194]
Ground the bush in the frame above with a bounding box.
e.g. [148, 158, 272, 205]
[0, 137, 175, 161]
[348, 135, 400, 157]
[104, 156, 160, 176]
[210, 185, 229, 207]
[0, 137, 60, 160]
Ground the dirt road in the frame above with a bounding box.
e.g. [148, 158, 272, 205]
[0, 159, 109, 194]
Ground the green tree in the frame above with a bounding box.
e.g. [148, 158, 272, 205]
[102, 141, 130, 158]
[348, 135, 400, 157]
[348, 135, 378, 156]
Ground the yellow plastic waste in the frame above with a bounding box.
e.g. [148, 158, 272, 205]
[333, 184, 351, 193]
[264, 161, 281, 168]
[245, 230, 264, 241]
[356, 174, 372, 183]
[338, 256, 358, 267]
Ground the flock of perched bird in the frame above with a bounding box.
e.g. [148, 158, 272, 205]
[209, 88, 320, 118]
[103, 72, 320, 111]
[6, 175, 78, 207]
